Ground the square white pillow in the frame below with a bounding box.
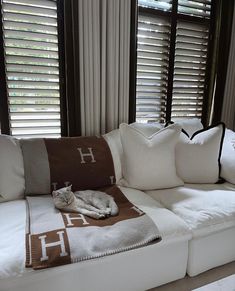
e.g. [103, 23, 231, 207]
[221, 129, 235, 184]
[0, 135, 25, 202]
[119, 123, 183, 190]
[103, 123, 163, 184]
[176, 123, 225, 183]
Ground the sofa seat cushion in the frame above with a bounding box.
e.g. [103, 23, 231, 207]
[0, 187, 190, 280]
[146, 183, 235, 237]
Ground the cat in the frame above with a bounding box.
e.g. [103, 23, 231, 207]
[52, 185, 119, 220]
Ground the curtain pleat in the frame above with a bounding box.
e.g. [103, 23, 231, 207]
[78, 0, 131, 136]
[100, 0, 107, 134]
[221, 4, 235, 130]
[78, 0, 85, 135]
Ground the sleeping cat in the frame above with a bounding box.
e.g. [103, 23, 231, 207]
[52, 185, 119, 219]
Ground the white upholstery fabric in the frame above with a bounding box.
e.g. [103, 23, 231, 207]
[187, 226, 235, 276]
[0, 241, 189, 291]
[0, 187, 190, 291]
[119, 123, 183, 190]
[0, 135, 25, 202]
[0, 200, 27, 278]
[221, 129, 235, 184]
[146, 183, 235, 237]
[176, 124, 224, 183]
[146, 183, 235, 276]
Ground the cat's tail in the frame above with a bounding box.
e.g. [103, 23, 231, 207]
[109, 198, 119, 216]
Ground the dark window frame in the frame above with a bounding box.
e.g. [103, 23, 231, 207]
[129, 0, 224, 126]
[57, 0, 68, 137]
[0, 0, 10, 134]
[0, 0, 69, 137]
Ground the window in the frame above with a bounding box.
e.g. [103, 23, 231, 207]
[136, 0, 213, 123]
[0, 0, 63, 138]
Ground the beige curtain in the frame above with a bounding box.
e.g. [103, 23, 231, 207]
[221, 3, 235, 131]
[78, 0, 131, 136]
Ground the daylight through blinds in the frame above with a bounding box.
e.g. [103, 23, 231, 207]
[1, 0, 61, 138]
[136, 0, 212, 123]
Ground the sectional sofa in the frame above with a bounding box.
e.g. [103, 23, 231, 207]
[0, 119, 234, 291]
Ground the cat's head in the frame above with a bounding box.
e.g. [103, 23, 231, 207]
[52, 185, 75, 207]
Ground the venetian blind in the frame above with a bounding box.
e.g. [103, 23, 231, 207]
[171, 21, 209, 120]
[1, 0, 61, 138]
[136, 14, 171, 122]
[172, 0, 211, 121]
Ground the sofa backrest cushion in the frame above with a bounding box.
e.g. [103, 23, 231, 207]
[0, 135, 25, 202]
[167, 118, 204, 138]
[119, 123, 184, 190]
[221, 129, 235, 184]
[131, 122, 163, 136]
[21, 136, 115, 194]
[176, 123, 225, 183]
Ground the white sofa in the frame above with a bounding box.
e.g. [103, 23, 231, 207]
[0, 187, 191, 291]
[0, 120, 235, 291]
[146, 182, 235, 276]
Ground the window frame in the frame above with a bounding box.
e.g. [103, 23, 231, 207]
[0, 0, 68, 137]
[0, 0, 10, 134]
[130, 0, 217, 126]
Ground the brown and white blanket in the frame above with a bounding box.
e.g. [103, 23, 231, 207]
[26, 186, 161, 270]
[21, 136, 116, 195]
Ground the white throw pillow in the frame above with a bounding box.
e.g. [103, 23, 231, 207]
[170, 118, 204, 138]
[176, 123, 225, 183]
[221, 129, 235, 184]
[0, 135, 25, 202]
[119, 123, 183, 190]
[104, 123, 163, 184]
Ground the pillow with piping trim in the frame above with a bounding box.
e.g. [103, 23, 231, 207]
[221, 128, 235, 184]
[175, 123, 225, 183]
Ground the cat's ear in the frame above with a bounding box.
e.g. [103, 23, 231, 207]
[67, 185, 72, 191]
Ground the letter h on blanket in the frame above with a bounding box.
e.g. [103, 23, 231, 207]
[39, 231, 68, 262]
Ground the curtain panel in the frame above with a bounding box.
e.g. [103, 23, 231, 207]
[65, 0, 131, 136]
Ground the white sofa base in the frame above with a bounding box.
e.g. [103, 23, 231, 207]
[187, 226, 235, 277]
[146, 183, 235, 277]
[0, 188, 190, 291]
[0, 240, 188, 291]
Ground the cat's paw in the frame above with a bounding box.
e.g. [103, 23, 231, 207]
[104, 207, 111, 215]
[98, 208, 111, 216]
[92, 212, 105, 219]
